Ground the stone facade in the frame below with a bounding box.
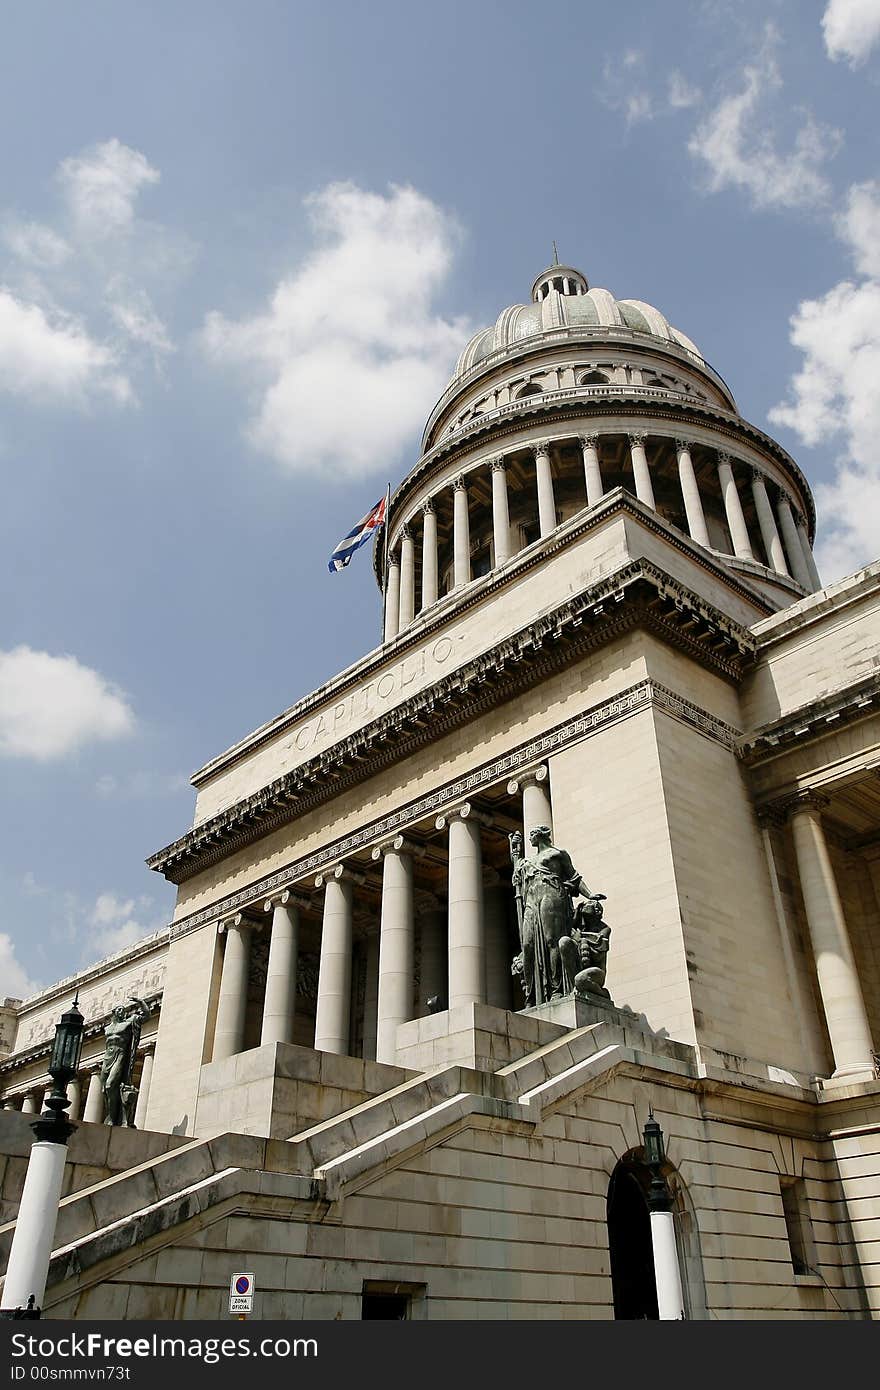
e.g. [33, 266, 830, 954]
[1, 263, 877, 1320]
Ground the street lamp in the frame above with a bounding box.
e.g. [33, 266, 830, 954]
[0, 996, 84, 1318]
[642, 1108, 686, 1320]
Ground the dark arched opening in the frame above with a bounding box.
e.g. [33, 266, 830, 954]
[514, 382, 543, 400]
[607, 1159, 658, 1319]
[580, 370, 609, 385]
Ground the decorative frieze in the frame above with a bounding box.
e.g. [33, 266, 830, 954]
[164, 676, 741, 944]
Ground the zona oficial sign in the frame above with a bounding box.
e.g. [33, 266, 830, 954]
[229, 1272, 255, 1314]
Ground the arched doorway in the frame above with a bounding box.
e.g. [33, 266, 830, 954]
[607, 1159, 658, 1319]
[607, 1150, 708, 1320]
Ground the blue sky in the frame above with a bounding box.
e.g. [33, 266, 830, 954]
[2, 0, 879, 996]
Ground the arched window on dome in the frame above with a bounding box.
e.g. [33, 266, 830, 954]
[514, 382, 543, 401]
[645, 375, 665, 388]
[580, 370, 610, 386]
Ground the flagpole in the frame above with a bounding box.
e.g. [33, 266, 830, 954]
[380, 482, 392, 643]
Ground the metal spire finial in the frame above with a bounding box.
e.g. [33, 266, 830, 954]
[552, 240, 559, 266]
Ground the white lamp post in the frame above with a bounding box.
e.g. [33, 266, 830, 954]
[643, 1110, 686, 1320]
[0, 996, 84, 1319]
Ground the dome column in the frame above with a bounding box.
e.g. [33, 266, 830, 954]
[534, 442, 557, 538]
[421, 500, 438, 608]
[717, 454, 753, 560]
[750, 470, 789, 576]
[795, 512, 822, 591]
[776, 495, 813, 590]
[580, 433, 605, 507]
[453, 475, 471, 587]
[384, 552, 401, 642]
[490, 457, 512, 566]
[675, 440, 710, 547]
[398, 524, 415, 629]
[628, 432, 655, 508]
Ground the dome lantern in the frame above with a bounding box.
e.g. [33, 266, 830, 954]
[531, 263, 589, 302]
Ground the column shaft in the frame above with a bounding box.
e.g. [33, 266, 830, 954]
[484, 883, 512, 1010]
[20, 1094, 37, 1115]
[717, 456, 753, 559]
[535, 444, 556, 538]
[581, 433, 604, 507]
[82, 1073, 103, 1124]
[453, 479, 471, 586]
[776, 497, 813, 589]
[314, 875, 354, 1056]
[421, 504, 438, 607]
[261, 900, 299, 1046]
[650, 1209, 686, 1320]
[676, 441, 710, 547]
[398, 526, 415, 628]
[629, 434, 655, 508]
[751, 472, 789, 575]
[67, 1079, 82, 1123]
[491, 460, 512, 566]
[443, 813, 486, 1008]
[384, 558, 401, 642]
[790, 804, 875, 1076]
[375, 846, 415, 1065]
[212, 921, 253, 1062]
[133, 1052, 154, 1129]
[796, 516, 822, 591]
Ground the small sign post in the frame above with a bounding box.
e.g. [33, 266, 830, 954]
[229, 1272, 255, 1318]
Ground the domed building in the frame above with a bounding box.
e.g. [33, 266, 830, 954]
[1, 262, 879, 1321]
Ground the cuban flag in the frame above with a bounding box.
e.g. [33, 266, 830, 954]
[328, 493, 388, 573]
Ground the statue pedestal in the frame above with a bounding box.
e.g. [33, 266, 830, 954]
[526, 993, 653, 1035]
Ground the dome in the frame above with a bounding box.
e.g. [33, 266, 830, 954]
[453, 263, 704, 382]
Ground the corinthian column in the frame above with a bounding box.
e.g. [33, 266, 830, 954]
[776, 496, 813, 590]
[578, 432, 603, 507]
[750, 470, 789, 576]
[717, 454, 753, 559]
[535, 441, 556, 538]
[491, 457, 512, 566]
[675, 440, 710, 547]
[398, 524, 415, 629]
[213, 915, 256, 1062]
[436, 803, 489, 1009]
[453, 476, 471, 587]
[795, 512, 822, 591]
[384, 553, 401, 642]
[314, 865, 362, 1056]
[372, 836, 422, 1065]
[261, 890, 305, 1046]
[628, 433, 655, 508]
[788, 794, 875, 1078]
[421, 499, 438, 608]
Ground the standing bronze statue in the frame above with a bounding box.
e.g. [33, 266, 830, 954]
[510, 826, 611, 1007]
[99, 997, 150, 1126]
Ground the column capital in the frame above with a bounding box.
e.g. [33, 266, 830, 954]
[387, 549, 401, 569]
[452, 473, 468, 492]
[716, 451, 732, 467]
[628, 431, 647, 447]
[263, 888, 310, 914]
[314, 862, 366, 888]
[435, 800, 493, 831]
[371, 834, 426, 861]
[400, 521, 413, 542]
[422, 496, 435, 515]
[220, 912, 260, 934]
[534, 440, 551, 460]
[490, 455, 507, 473]
[507, 763, 549, 796]
[786, 789, 831, 818]
[674, 438, 692, 454]
[579, 431, 600, 448]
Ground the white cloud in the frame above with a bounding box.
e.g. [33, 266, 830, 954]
[600, 52, 701, 125]
[769, 184, 880, 579]
[0, 646, 135, 760]
[0, 932, 40, 1000]
[86, 891, 155, 957]
[822, 0, 880, 66]
[668, 71, 702, 110]
[201, 181, 470, 478]
[0, 288, 130, 403]
[2, 219, 71, 268]
[58, 139, 160, 239]
[688, 29, 841, 210]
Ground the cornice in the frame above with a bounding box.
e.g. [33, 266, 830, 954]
[738, 674, 880, 765]
[148, 567, 754, 885]
[198, 490, 771, 797]
[160, 676, 741, 943]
